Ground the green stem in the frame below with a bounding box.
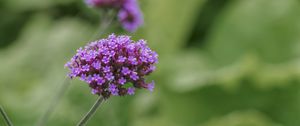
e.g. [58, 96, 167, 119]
[36, 78, 70, 126]
[77, 96, 105, 126]
[89, 9, 116, 41]
[0, 105, 14, 126]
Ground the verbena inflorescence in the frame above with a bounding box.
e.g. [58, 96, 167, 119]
[65, 34, 158, 98]
[85, 0, 143, 32]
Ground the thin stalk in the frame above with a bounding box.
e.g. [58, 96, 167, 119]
[77, 96, 105, 126]
[36, 78, 70, 126]
[89, 9, 116, 41]
[0, 105, 13, 126]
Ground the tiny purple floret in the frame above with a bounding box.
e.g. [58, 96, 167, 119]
[121, 67, 131, 75]
[127, 88, 135, 95]
[118, 77, 126, 85]
[147, 81, 155, 92]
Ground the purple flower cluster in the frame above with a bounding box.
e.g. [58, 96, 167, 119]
[85, 0, 143, 32]
[118, 0, 143, 32]
[65, 34, 158, 98]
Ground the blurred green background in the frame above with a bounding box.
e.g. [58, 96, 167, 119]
[1, 0, 300, 125]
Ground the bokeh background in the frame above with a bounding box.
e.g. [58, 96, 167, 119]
[1, 0, 300, 126]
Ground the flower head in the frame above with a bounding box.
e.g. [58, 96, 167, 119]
[65, 34, 158, 98]
[118, 0, 143, 32]
[85, 0, 143, 32]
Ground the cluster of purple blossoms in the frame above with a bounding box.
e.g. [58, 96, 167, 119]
[65, 34, 158, 98]
[85, 0, 143, 32]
